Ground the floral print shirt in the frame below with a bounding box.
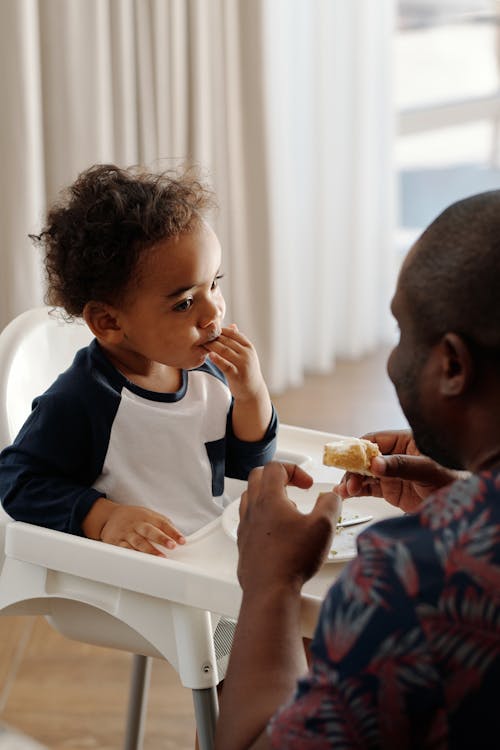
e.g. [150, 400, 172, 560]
[269, 471, 500, 749]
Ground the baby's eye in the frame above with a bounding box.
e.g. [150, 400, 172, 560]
[173, 298, 193, 312]
[211, 273, 224, 290]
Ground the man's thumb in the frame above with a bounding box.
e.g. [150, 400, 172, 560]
[372, 454, 450, 485]
[314, 490, 342, 526]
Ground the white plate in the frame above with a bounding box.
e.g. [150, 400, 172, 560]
[274, 448, 312, 465]
[224, 450, 312, 503]
[221, 482, 371, 563]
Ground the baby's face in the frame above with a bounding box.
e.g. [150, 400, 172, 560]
[115, 224, 226, 370]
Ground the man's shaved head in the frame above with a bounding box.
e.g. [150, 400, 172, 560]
[401, 191, 500, 352]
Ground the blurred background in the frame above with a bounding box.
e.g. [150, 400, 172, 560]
[1, 0, 392, 399]
[397, 0, 500, 247]
[1, 1, 500, 747]
[2, 0, 499, 395]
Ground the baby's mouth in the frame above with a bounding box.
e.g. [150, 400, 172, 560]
[201, 329, 221, 345]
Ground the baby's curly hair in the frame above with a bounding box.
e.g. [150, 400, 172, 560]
[31, 163, 216, 317]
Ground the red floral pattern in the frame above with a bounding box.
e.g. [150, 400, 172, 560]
[269, 471, 500, 748]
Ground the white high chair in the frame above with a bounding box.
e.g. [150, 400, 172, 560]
[0, 307, 225, 750]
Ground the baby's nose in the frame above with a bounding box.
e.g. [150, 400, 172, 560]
[201, 296, 224, 328]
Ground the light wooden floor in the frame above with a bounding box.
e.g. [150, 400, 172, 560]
[0, 346, 407, 749]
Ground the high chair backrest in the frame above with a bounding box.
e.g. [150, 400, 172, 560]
[0, 307, 92, 525]
[0, 308, 222, 749]
[0, 307, 93, 452]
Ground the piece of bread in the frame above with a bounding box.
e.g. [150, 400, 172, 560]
[323, 435, 381, 476]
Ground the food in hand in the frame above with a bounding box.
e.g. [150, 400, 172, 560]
[323, 436, 381, 476]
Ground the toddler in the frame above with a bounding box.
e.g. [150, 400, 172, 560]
[0, 164, 277, 555]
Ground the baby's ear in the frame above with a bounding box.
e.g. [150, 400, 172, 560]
[83, 301, 124, 343]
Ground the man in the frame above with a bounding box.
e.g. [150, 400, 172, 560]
[215, 191, 500, 749]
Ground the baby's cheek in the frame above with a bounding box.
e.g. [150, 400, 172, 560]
[218, 296, 226, 320]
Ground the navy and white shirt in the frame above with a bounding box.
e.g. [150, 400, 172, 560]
[0, 340, 278, 536]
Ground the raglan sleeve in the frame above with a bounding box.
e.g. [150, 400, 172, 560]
[224, 401, 279, 480]
[0, 391, 106, 536]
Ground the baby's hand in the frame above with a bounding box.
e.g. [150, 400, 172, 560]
[204, 325, 266, 401]
[99, 505, 186, 556]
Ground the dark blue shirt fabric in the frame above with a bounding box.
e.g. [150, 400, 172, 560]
[269, 470, 500, 749]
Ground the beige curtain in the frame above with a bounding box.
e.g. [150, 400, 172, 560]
[0, 0, 396, 393]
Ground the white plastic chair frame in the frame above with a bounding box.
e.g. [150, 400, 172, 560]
[0, 308, 220, 750]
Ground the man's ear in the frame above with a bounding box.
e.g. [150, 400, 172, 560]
[438, 333, 473, 396]
[83, 302, 124, 343]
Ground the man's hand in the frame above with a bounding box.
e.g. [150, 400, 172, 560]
[215, 462, 341, 750]
[335, 430, 460, 513]
[237, 462, 341, 593]
[83, 498, 185, 556]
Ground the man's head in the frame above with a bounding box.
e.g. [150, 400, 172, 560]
[388, 191, 500, 470]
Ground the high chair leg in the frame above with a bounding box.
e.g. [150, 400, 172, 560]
[192, 686, 218, 750]
[123, 654, 152, 750]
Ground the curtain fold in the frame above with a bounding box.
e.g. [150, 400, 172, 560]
[0, 0, 396, 393]
[0, 0, 45, 327]
[261, 0, 396, 390]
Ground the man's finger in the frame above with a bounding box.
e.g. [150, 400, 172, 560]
[246, 462, 288, 505]
[257, 462, 313, 498]
[239, 489, 248, 520]
[372, 454, 446, 484]
[246, 462, 313, 499]
[313, 490, 341, 525]
[280, 462, 314, 489]
[246, 466, 264, 495]
[362, 430, 412, 454]
[335, 472, 388, 498]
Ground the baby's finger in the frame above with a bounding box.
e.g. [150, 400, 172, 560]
[123, 533, 166, 557]
[140, 523, 181, 550]
[207, 350, 239, 376]
[219, 325, 251, 347]
[118, 540, 133, 550]
[157, 519, 186, 545]
[215, 328, 253, 353]
[208, 335, 246, 360]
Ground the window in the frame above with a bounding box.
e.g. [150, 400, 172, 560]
[396, 0, 500, 251]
